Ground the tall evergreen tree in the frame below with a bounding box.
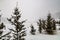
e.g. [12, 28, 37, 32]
[37, 19, 42, 33]
[30, 24, 36, 35]
[7, 5, 26, 40]
[46, 13, 53, 34]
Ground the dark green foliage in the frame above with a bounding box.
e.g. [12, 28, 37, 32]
[46, 13, 54, 34]
[0, 23, 5, 39]
[0, 31, 3, 36]
[0, 23, 5, 29]
[0, 23, 11, 40]
[0, 32, 11, 40]
[52, 19, 56, 30]
[0, 14, 11, 40]
[37, 13, 56, 34]
[42, 20, 46, 30]
[7, 7, 26, 40]
[37, 19, 42, 33]
[30, 24, 36, 35]
[6, 35, 11, 40]
[56, 21, 60, 25]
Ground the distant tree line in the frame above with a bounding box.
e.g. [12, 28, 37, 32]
[37, 13, 56, 34]
[31, 13, 56, 35]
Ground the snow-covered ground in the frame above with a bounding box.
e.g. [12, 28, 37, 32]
[25, 30, 60, 40]
[24, 25, 60, 40]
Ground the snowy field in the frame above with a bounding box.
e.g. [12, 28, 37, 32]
[24, 25, 60, 40]
[25, 30, 60, 40]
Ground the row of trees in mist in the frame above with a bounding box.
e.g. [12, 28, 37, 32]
[37, 13, 56, 34]
[30, 13, 56, 35]
[0, 5, 60, 40]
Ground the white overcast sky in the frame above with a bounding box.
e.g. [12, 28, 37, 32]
[0, 0, 60, 24]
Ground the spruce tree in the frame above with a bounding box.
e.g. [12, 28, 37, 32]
[30, 24, 36, 35]
[46, 13, 53, 34]
[7, 6, 26, 40]
[37, 19, 42, 33]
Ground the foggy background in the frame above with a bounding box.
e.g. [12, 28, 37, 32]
[0, 0, 60, 28]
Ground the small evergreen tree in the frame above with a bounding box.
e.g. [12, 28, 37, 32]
[46, 13, 53, 34]
[7, 5, 26, 40]
[37, 19, 42, 33]
[30, 24, 36, 35]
